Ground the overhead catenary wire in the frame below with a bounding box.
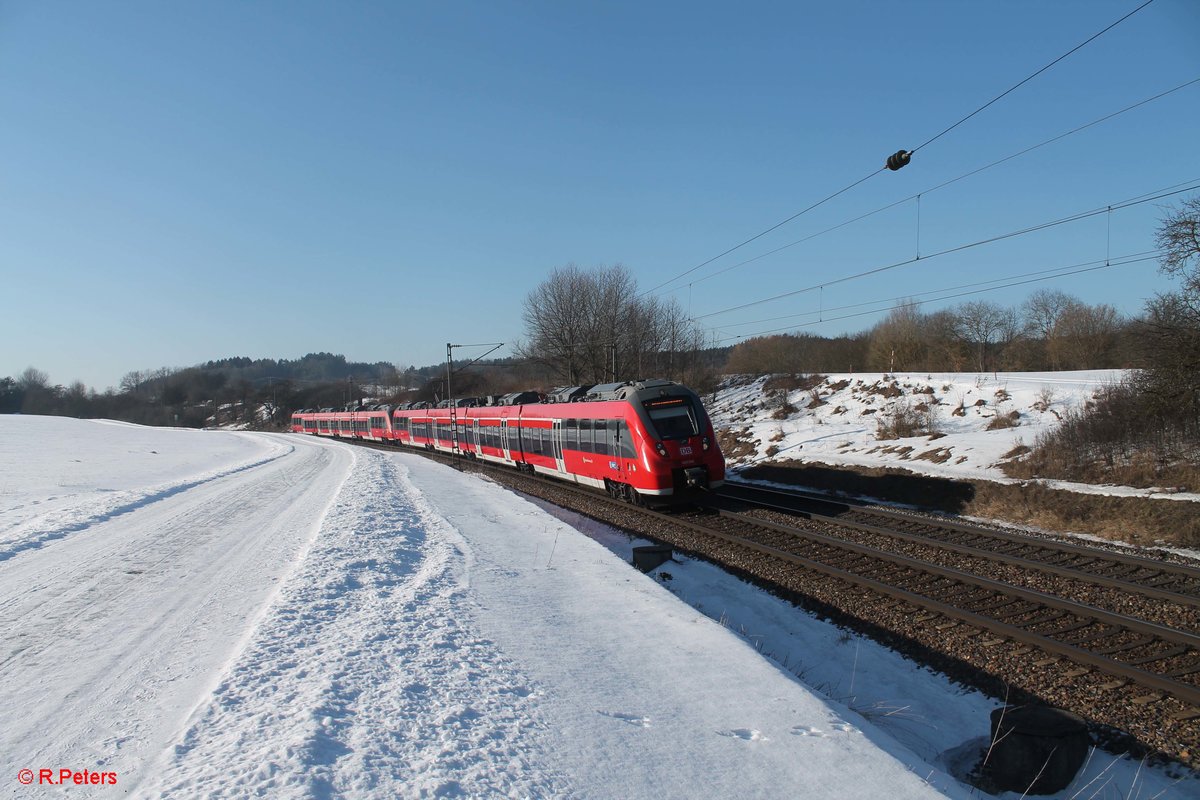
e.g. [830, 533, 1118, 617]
[641, 0, 1156, 301]
[666, 76, 1200, 294]
[714, 250, 1162, 333]
[692, 179, 1200, 321]
[714, 251, 1164, 344]
[909, 0, 1157, 155]
[638, 165, 886, 298]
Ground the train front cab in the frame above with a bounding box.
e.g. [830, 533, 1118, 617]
[636, 389, 725, 499]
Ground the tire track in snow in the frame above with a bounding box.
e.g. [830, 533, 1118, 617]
[0, 435, 354, 799]
[144, 449, 568, 800]
[0, 434, 295, 562]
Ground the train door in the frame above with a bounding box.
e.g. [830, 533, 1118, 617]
[552, 420, 565, 474]
[501, 419, 510, 462]
[609, 419, 625, 481]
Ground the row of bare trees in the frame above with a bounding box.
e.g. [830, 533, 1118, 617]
[722, 291, 1128, 377]
[864, 291, 1125, 374]
[515, 263, 712, 388]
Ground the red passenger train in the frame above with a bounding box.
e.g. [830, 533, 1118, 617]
[291, 379, 725, 503]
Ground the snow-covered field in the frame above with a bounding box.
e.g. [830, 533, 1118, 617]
[1, 415, 1195, 798]
[710, 370, 1200, 502]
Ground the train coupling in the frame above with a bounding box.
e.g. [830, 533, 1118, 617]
[683, 467, 709, 489]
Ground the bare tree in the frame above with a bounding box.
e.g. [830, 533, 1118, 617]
[17, 366, 49, 391]
[1156, 196, 1200, 294]
[517, 264, 703, 384]
[1022, 289, 1077, 369]
[867, 301, 924, 372]
[119, 370, 146, 395]
[923, 309, 968, 371]
[1137, 293, 1200, 421]
[1138, 196, 1200, 427]
[953, 300, 1007, 372]
[517, 264, 592, 383]
[16, 367, 52, 414]
[994, 306, 1024, 369]
[1050, 302, 1122, 370]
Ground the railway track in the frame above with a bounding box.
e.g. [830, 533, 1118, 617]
[313, 436, 1200, 763]
[673, 505, 1200, 711]
[718, 481, 1200, 605]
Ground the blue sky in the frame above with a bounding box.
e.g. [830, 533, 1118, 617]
[2, 1, 1197, 390]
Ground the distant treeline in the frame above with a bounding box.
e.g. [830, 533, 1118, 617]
[723, 290, 1134, 375]
[0, 348, 729, 428]
[0, 289, 1138, 431]
[2, 354, 407, 428]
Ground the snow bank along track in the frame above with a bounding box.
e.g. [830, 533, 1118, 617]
[333, 437, 1200, 765]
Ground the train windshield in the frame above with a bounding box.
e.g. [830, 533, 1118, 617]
[643, 397, 699, 440]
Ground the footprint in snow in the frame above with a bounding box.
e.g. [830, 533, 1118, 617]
[790, 725, 826, 738]
[830, 721, 858, 734]
[718, 728, 768, 742]
[598, 711, 651, 728]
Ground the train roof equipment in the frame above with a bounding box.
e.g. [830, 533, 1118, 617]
[498, 391, 543, 405]
[547, 385, 593, 403]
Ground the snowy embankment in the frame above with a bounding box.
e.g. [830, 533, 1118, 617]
[1, 416, 1193, 798]
[710, 370, 1200, 502]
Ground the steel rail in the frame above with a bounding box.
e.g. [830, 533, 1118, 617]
[677, 509, 1200, 709]
[720, 481, 1200, 600]
[714, 509, 1200, 651]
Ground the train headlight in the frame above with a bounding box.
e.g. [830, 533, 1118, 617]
[702, 435, 710, 451]
[655, 441, 668, 458]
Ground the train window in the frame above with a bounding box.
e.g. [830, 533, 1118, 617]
[618, 421, 636, 458]
[594, 420, 610, 456]
[565, 419, 578, 450]
[607, 419, 620, 458]
[578, 419, 593, 453]
[644, 399, 699, 440]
